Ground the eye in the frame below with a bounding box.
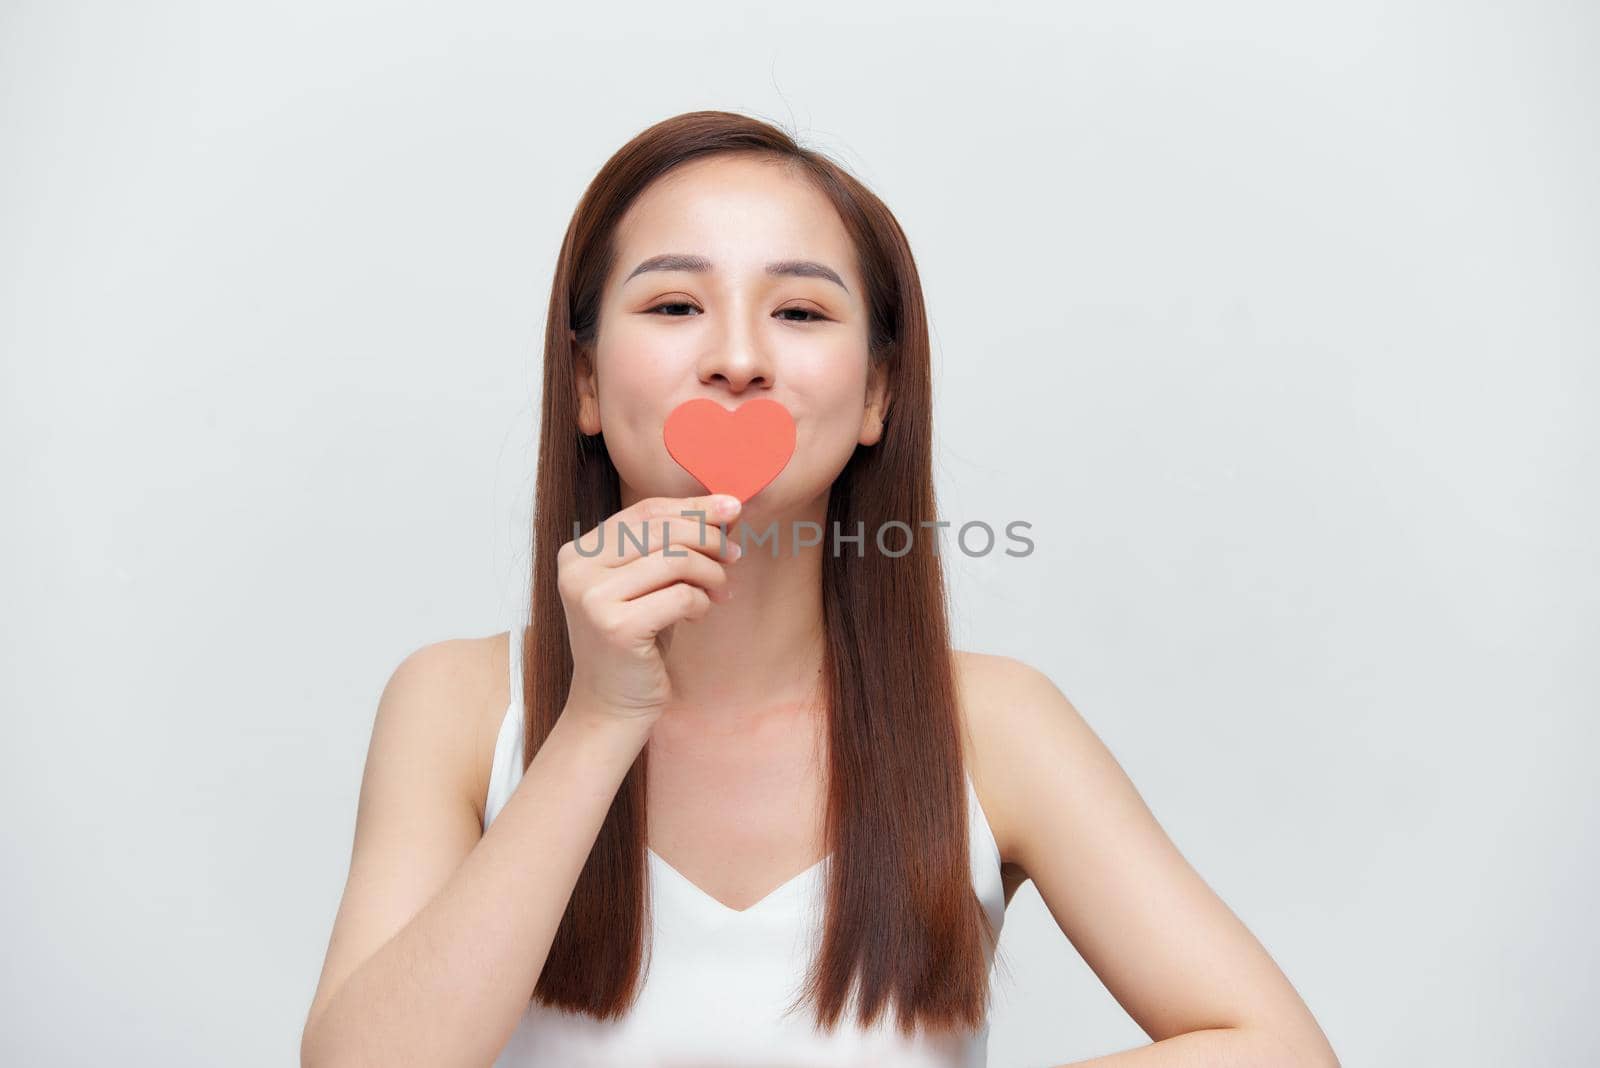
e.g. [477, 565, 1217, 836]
[643, 302, 830, 322]
[774, 306, 829, 323]
[646, 301, 701, 317]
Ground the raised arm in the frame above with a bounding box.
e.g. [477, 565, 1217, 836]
[299, 636, 652, 1068]
[302, 493, 742, 1066]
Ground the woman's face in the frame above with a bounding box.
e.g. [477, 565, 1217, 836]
[574, 153, 890, 517]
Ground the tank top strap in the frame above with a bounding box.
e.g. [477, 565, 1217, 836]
[508, 622, 525, 714]
[483, 625, 528, 828]
[489, 628, 1003, 906]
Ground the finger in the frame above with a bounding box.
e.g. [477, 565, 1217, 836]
[592, 543, 732, 605]
[620, 581, 714, 640]
[618, 494, 742, 537]
[595, 509, 743, 567]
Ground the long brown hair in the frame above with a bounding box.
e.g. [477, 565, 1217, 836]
[519, 110, 1001, 1037]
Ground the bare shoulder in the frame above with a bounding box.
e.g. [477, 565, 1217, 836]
[951, 648, 1089, 875]
[950, 649, 1342, 1064]
[302, 630, 513, 1039]
[375, 631, 511, 828]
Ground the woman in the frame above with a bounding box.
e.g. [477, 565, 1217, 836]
[301, 111, 1340, 1067]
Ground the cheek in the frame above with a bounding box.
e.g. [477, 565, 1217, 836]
[592, 346, 681, 479]
[791, 369, 870, 468]
[596, 339, 678, 417]
[795, 352, 869, 418]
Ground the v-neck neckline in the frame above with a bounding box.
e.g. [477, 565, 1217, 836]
[645, 775, 983, 918]
[647, 846, 830, 918]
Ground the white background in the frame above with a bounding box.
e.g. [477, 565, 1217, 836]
[3, 2, 1595, 1065]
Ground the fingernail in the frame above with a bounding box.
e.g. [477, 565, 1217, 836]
[715, 495, 741, 517]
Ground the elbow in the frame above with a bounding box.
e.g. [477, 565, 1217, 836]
[1288, 1034, 1342, 1068]
[1296, 1030, 1341, 1068]
[301, 1035, 345, 1068]
[1248, 1025, 1339, 1068]
[299, 1009, 339, 1068]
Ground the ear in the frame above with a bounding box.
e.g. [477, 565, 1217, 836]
[572, 329, 602, 436]
[858, 359, 892, 446]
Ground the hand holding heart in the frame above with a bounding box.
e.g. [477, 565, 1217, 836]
[558, 491, 745, 723]
[556, 398, 797, 723]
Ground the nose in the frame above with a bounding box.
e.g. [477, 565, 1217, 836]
[695, 312, 774, 394]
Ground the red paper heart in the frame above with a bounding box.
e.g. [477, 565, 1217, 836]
[663, 397, 797, 503]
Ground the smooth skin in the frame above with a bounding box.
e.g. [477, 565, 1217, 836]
[302, 491, 747, 1068]
[301, 153, 1339, 1067]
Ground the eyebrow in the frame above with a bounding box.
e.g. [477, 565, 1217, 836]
[622, 253, 849, 294]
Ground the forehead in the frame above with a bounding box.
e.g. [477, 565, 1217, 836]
[611, 155, 858, 287]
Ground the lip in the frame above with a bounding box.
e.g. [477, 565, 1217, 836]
[670, 398, 803, 429]
[683, 395, 787, 412]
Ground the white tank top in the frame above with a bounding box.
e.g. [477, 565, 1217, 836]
[484, 626, 1009, 1067]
